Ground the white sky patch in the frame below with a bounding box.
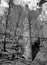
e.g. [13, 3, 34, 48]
[27, 0, 40, 10]
[0, 0, 9, 15]
[14, 0, 40, 10]
[0, 0, 9, 8]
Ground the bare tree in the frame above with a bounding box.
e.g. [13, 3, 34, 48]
[3, 0, 11, 51]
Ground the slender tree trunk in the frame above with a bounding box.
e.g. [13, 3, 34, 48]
[3, 0, 11, 51]
[28, 12, 32, 61]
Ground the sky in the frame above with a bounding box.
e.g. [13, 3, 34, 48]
[13, 0, 40, 10]
[0, 0, 9, 8]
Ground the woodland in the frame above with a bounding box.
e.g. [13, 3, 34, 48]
[0, 0, 47, 65]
